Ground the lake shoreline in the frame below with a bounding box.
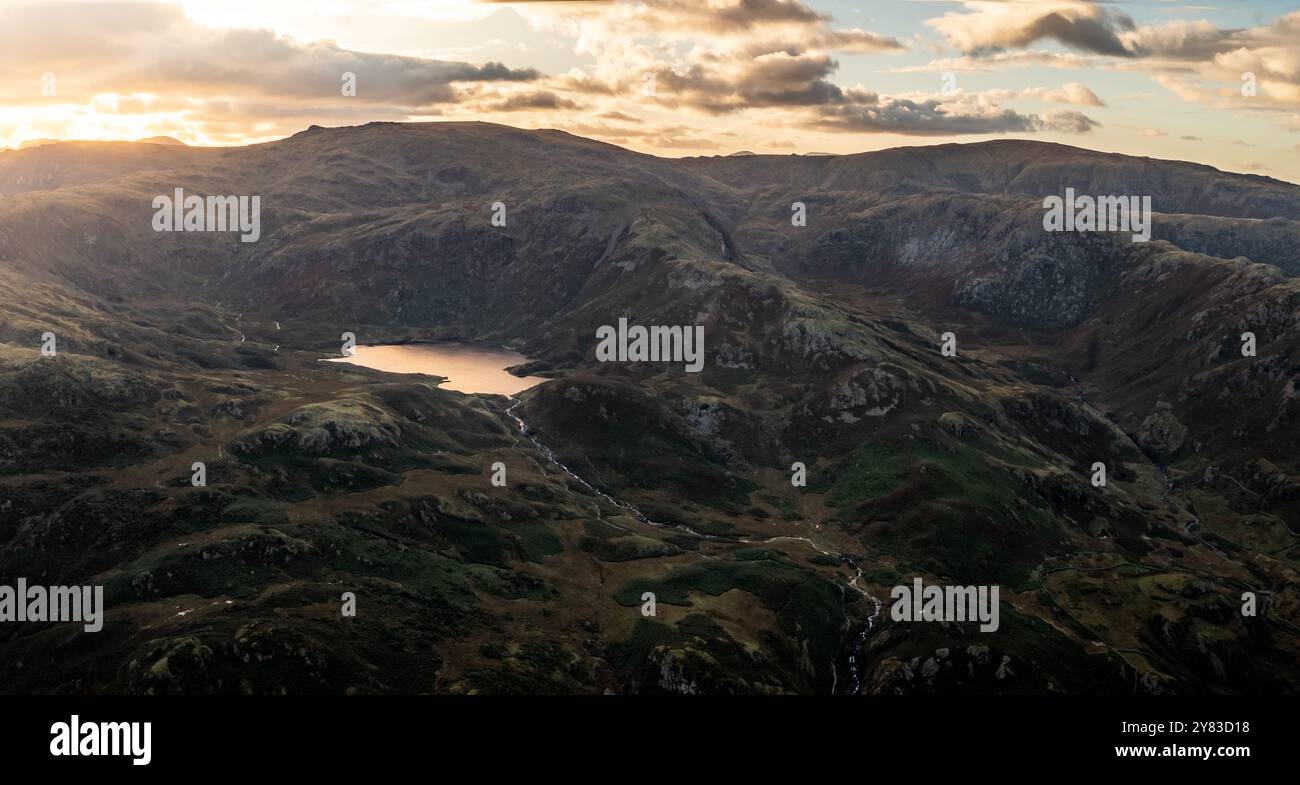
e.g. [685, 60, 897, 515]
[323, 341, 548, 396]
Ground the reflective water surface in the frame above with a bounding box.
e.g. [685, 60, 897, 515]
[327, 342, 546, 395]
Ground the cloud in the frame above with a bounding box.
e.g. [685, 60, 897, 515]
[1118, 19, 1239, 59]
[1153, 74, 1217, 104]
[714, 0, 826, 31]
[492, 0, 837, 36]
[908, 0, 1299, 142]
[570, 46, 1102, 137]
[808, 27, 908, 53]
[918, 4, 1299, 113]
[814, 97, 1035, 134]
[925, 1, 1136, 57]
[890, 50, 1095, 73]
[523, 0, 1097, 138]
[982, 82, 1105, 106]
[3, 0, 1088, 148]
[639, 56, 848, 115]
[480, 90, 580, 111]
[595, 110, 643, 123]
[1040, 109, 1100, 133]
[519, 0, 904, 51]
[1040, 82, 1104, 106]
[0, 2, 538, 109]
[0, 0, 1176, 153]
[813, 91, 1098, 135]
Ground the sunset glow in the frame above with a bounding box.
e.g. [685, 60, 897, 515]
[2, 1, 1297, 174]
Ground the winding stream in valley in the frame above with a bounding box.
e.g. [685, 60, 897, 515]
[504, 396, 882, 694]
[328, 341, 881, 693]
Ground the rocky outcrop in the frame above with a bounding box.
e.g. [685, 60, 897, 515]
[230, 399, 401, 456]
[1138, 401, 1188, 459]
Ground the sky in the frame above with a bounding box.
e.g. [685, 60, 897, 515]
[1, 0, 1297, 181]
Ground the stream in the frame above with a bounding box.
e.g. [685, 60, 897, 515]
[504, 397, 881, 694]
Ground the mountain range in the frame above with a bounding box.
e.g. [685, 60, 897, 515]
[1, 122, 1297, 694]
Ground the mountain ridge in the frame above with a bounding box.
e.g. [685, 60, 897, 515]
[1, 120, 1297, 695]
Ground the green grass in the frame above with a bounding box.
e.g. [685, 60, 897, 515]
[434, 516, 511, 567]
[578, 533, 682, 562]
[759, 493, 801, 522]
[509, 520, 563, 563]
[913, 440, 1015, 509]
[824, 440, 909, 507]
[467, 564, 555, 600]
[861, 567, 902, 585]
[611, 554, 844, 689]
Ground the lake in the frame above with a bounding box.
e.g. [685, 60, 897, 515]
[326, 342, 546, 395]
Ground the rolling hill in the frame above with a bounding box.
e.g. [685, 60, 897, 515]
[1, 122, 1297, 694]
